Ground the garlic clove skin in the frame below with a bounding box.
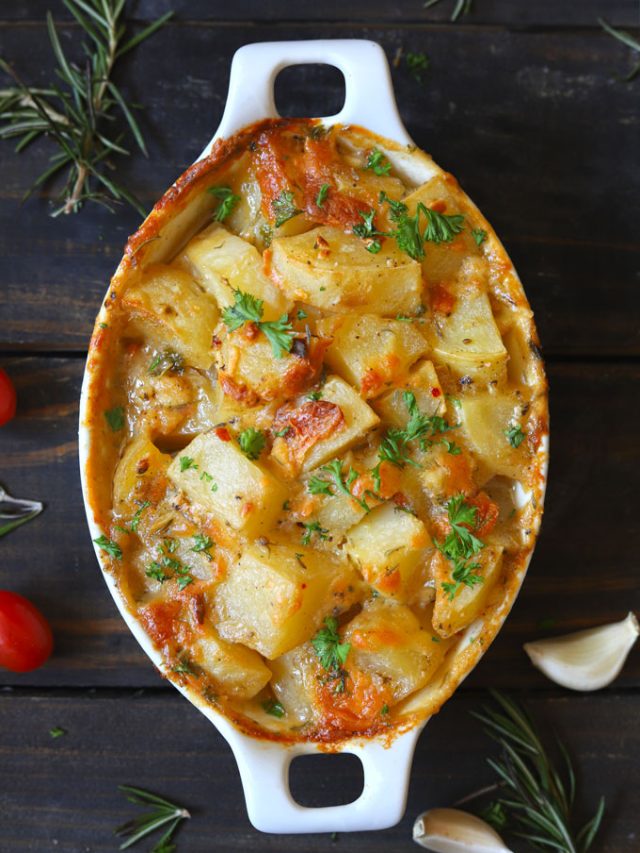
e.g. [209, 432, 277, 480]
[413, 808, 514, 853]
[524, 612, 639, 692]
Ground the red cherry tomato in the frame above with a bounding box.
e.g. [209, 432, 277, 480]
[0, 368, 17, 426]
[0, 591, 53, 672]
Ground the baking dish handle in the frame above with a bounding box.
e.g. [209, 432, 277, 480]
[230, 725, 423, 834]
[200, 39, 413, 158]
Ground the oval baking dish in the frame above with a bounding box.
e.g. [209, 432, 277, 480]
[79, 40, 548, 833]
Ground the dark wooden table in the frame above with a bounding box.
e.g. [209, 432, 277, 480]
[1, 2, 639, 850]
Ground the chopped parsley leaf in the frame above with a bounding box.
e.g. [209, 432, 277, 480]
[352, 209, 384, 253]
[208, 185, 241, 222]
[311, 616, 351, 674]
[49, 726, 66, 738]
[405, 51, 430, 83]
[222, 289, 295, 358]
[191, 533, 214, 561]
[93, 534, 122, 559]
[366, 148, 391, 176]
[146, 561, 169, 583]
[238, 427, 266, 460]
[472, 227, 488, 246]
[104, 406, 124, 432]
[319, 459, 370, 512]
[179, 456, 198, 472]
[436, 494, 485, 600]
[316, 183, 329, 208]
[272, 190, 302, 228]
[505, 423, 526, 448]
[262, 698, 285, 718]
[130, 501, 150, 533]
[441, 439, 462, 455]
[301, 520, 329, 545]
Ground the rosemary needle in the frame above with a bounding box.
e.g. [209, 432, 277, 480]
[115, 785, 190, 851]
[471, 691, 605, 853]
[599, 17, 640, 82]
[0, 1, 172, 217]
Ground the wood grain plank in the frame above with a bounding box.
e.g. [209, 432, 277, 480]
[0, 689, 636, 851]
[0, 22, 638, 353]
[0, 356, 638, 690]
[3, 0, 639, 26]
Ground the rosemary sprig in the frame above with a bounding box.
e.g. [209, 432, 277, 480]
[0, 483, 43, 538]
[599, 17, 640, 82]
[115, 785, 190, 851]
[472, 691, 605, 853]
[423, 0, 472, 22]
[0, 1, 172, 216]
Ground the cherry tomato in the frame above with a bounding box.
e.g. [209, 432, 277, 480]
[0, 591, 53, 672]
[0, 367, 17, 426]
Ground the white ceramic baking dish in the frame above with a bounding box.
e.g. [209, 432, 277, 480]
[79, 39, 548, 834]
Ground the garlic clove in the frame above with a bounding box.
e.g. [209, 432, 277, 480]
[413, 808, 513, 853]
[524, 612, 639, 691]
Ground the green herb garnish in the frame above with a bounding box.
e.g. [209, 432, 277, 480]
[191, 533, 214, 561]
[208, 185, 240, 221]
[272, 189, 302, 227]
[316, 183, 329, 207]
[405, 51, 430, 83]
[505, 423, 526, 448]
[49, 726, 66, 738]
[352, 209, 384, 253]
[238, 427, 266, 460]
[436, 494, 484, 600]
[222, 289, 295, 358]
[116, 784, 190, 851]
[311, 616, 351, 675]
[310, 459, 370, 512]
[0, 1, 172, 217]
[93, 534, 122, 559]
[366, 148, 391, 176]
[262, 698, 285, 718]
[472, 227, 488, 246]
[179, 456, 198, 472]
[301, 520, 329, 545]
[472, 691, 605, 853]
[105, 406, 124, 432]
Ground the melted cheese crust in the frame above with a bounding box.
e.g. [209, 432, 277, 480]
[83, 120, 548, 744]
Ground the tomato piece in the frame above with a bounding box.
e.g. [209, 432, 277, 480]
[0, 367, 17, 426]
[0, 591, 53, 672]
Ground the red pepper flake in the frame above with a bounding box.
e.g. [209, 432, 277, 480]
[431, 387, 442, 398]
[215, 426, 231, 442]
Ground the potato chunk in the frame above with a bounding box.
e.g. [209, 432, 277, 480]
[122, 264, 218, 370]
[192, 626, 271, 699]
[346, 503, 432, 601]
[113, 434, 172, 517]
[302, 376, 379, 472]
[432, 546, 504, 638]
[344, 599, 450, 703]
[214, 543, 360, 658]
[271, 226, 422, 316]
[167, 431, 287, 537]
[317, 314, 429, 398]
[372, 359, 445, 426]
[269, 643, 321, 724]
[426, 257, 507, 385]
[215, 330, 325, 404]
[179, 223, 291, 320]
[460, 392, 528, 480]
[401, 177, 481, 285]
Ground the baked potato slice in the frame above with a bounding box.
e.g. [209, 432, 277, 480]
[167, 431, 287, 537]
[432, 545, 504, 638]
[271, 225, 423, 316]
[214, 542, 361, 659]
[179, 223, 291, 320]
[317, 314, 429, 399]
[121, 264, 218, 370]
[345, 502, 432, 601]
